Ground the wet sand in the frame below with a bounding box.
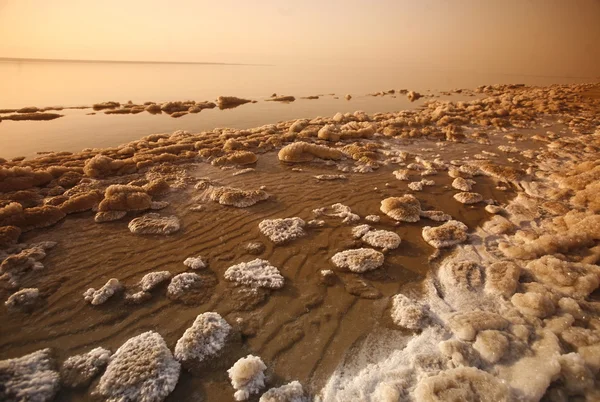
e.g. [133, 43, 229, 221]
[1, 82, 600, 401]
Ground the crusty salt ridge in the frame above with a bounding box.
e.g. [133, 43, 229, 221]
[258, 217, 307, 244]
[331, 248, 384, 273]
[5, 287, 39, 310]
[207, 186, 269, 208]
[60, 347, 111, 388]
[96, 331, 180, 402]
[361, 229, 401, 250]
[224, 258, 285, 289]
[174, 312, 232, 364]
[380, 195, 421, 222]
[228, 354, 267, 401]
[259, 380, 307, 402]
[184, 256, 207, 270]
[453, 191, 484, 204]
[313, 203, 360, 224]
[422, 220, 469, 248]
[452, 177, 475, 191]
[128, 213, 181, 235]
[0, 348, 60, 402]
[83, 278, 123, 305]
[390, 294, 429, 330]
[140, 271, 172, 291]
[94, 210, 127, 223]
[166, 273, 204, 299]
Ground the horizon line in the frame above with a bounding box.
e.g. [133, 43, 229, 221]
[0, 57, 273, 66]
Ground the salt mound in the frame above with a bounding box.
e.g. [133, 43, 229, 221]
[209, 186, 269, 208]
[414, 367, 511, 401]
[318, 124, 341, 141]
[128, 214, 180, 235]
[96, 331, 180, 402]
[278, 142, 343, 162]
[352, 224, 371, 238]
[313, 203, 360, 224]
[407, 91, 421, 102]
[167, 273, 205, 299]
[0, 225, 21, 247]
[448, 310, 509, 341]
[526, 255, 600, 298]
[452, 177, 475, 192]
[0, 348, 60, 402]
[184, 256, 207, 270]
[485, 261, 520, 298]
[393, 169, 410, 181]
[420, 210, 452, 222]
[453, 192, 483, 204]
[61, 347, 111, 388]
[140, 271, 172, 291]
[391, 294, 428, 329]
[83, 278, 122, 305]
[361, 229, 401, 249]
[225, 259, 284, 289]
[217, 96, 252, 109]
[258, 217, 306, 244]
[380, 195, 421, 222]
[94, 210, 127, 223]
[422, 220, 468, 248]
[212, 151, 258, 166]
[473, 330, 509, 364]
[260, 381, 306, 402]
[5, 288, 39, 310]
[331, 248, 384, 273]
[99, 184, 150, 213]
[511, 292, 555, 318]
[438, 260, 482, 292]
[228, 355, 267, 401]
[314, 174, 347, 181]
[174, 312, 231, 364]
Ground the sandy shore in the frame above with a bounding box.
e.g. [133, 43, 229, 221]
[1, 82, 599, 401]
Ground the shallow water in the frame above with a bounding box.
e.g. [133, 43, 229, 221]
[0, 140, 519, 400]
[0, 60, 594, 159]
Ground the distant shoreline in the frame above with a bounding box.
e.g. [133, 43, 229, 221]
[0, 57, 272, 66]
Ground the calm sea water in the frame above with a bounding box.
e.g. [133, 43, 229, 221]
[0, 60, 593, 159]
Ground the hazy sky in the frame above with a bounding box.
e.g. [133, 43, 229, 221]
[1, 0, 599, 77]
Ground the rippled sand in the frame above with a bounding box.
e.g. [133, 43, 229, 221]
[1, 83, 599, 401]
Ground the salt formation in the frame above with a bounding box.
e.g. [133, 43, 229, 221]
[94, 210, 127, 223]
[472, 330, 509, 364]
[216, 96, 252, 109]
[96, 331, 180, 402]
[61, 347, 111, 388]
[365, 215, 380, 222]
[212, 150, 258, 166]
[260, 381, 307, 402]
[83, 278, 122, 305]
[278, 142, 343, 162]
[167, 273, 206, 299]
[391, 294, 429, 330]
[413, 367, 511, 401]
[0, 348, 60, 402]
[98, 184, 151, 212]
[407, 91, 421, 101]
[139, 271, 172, 291]
[525, 255, 600, 298]
[5, 287, 40, 310]
[228, 355, 267, 401]
[422, 220, 468, 248]
[354, 226, 401, 249]
[393, 169, 410, 181]
[184, 256, 207, 270]
[314, 174, 347, 181]
[484, 261, 520, 298]
[258, 217, 306, 244]
[313, 203, 360, 224]
[380, 195, 421, 222]
[208, 186, 269, 208]
[331, 248, 384, 273]
[420, 210, 452, 222]
[174, 312, 232, 364]
[225, 259, 284, 289]
[128, 214, 180, 235]
[454, 192, 484, 204]
[452, 177, 475, 192]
